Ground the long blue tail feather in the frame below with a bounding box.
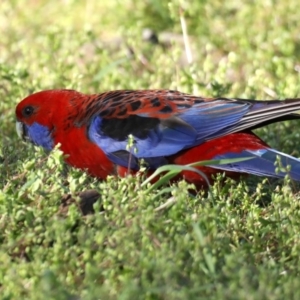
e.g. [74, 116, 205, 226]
[211, 148, 300, 181]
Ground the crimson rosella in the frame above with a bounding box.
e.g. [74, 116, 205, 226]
[15, 89, 300, 188]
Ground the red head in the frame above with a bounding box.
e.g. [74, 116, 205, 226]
[16, 89, 85, 127]
[15, 89, 114, 178]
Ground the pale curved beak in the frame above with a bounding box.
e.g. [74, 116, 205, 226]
[16, 121, 26, 140]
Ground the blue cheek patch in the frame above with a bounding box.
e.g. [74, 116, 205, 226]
[27, 122, 54, 150]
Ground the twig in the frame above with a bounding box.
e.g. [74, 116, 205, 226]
[179, 7, 193, 64]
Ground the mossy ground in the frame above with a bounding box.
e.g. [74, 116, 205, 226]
[1, 1, 300, 299]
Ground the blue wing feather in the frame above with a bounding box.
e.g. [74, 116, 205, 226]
[89, 116, 197, 168]
[179, 101, 249, 142]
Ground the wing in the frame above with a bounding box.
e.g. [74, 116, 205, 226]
[82, 90, 300, 169]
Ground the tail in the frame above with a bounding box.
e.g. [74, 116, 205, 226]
[212, 148, 300, 181]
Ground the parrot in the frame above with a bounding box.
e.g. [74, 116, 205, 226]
[15, 89, 300, 188]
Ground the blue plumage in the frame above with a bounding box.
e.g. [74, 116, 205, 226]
[25, 122, 54, 151]
[212, 149, 300, 181]
[89, 115, 197, 168]
[178, 101, 250, 142]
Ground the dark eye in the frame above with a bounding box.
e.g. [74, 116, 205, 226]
[22, 106, 34, 117]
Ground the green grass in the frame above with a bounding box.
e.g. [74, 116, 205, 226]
[2, 0, 300, 299]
